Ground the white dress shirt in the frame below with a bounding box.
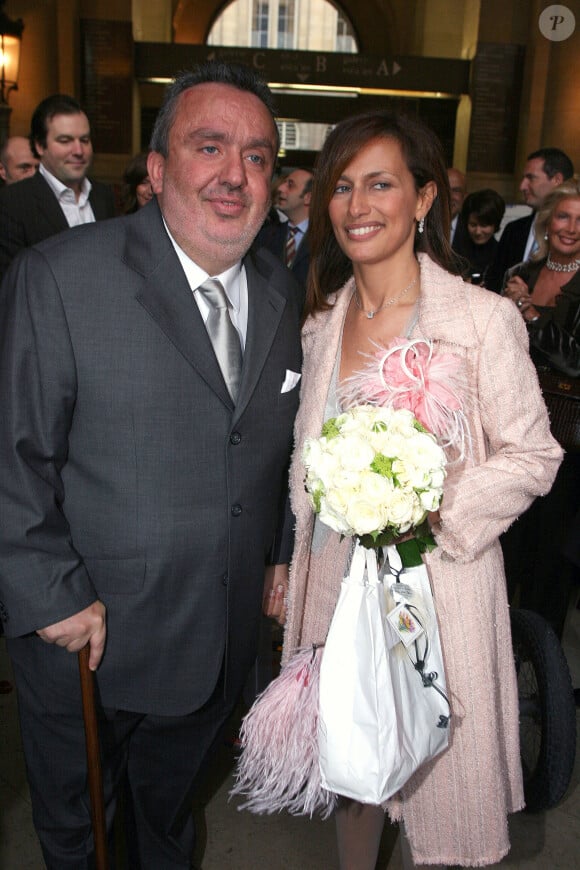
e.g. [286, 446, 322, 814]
[39, 163, 95, 227]
[164, 221, 248, 350]
[523, 217, 539, 262]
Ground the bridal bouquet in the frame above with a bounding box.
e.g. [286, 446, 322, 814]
[303, 404, 446, 559]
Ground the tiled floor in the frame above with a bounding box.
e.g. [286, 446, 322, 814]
[1, 606, 579, 869]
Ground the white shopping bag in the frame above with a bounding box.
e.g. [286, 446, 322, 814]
[318, 541, 450, 804]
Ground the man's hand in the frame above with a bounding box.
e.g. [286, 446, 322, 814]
[36, 601, 107, 671]
[263, 563, 289, 625]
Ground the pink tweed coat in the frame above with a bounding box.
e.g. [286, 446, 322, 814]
[283, 254, 563, 866]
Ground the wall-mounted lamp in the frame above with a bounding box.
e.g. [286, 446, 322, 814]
[0, 1, 24, 145]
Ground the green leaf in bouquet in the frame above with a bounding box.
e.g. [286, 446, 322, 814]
[312, 488, 322, 513]
[321, 417, 340, 439]
[396, 521, 437, 566]
[370, 453, 394, 478]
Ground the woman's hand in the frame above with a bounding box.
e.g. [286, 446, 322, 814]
[504, 275, 541, 323]
[263, 563, 289, 625]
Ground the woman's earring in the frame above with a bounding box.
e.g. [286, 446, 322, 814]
[418, 217, 425, 234]
[544, 233, 548, 240]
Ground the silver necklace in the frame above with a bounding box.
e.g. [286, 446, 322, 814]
[354, 275, 418, 319]
[546, 253, 580, 273]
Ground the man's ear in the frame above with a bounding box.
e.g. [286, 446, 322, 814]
[551, 172, 564, 188]
[147, 151, 165, 195]
[0, 164, 6, 182]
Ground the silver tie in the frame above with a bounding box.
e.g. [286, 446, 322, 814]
[198, 279, 242, 401]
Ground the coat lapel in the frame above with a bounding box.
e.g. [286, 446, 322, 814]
[415, 254, 479, 349]
[130, 203, 235, 407]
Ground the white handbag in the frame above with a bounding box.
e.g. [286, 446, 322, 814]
[318, 540, 451, 804]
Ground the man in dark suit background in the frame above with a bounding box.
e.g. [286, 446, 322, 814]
[255, 166, 313, 311]
[0, 62, 301, 869]
[486, 147, 574, 291]
[0, 93, 116, 279]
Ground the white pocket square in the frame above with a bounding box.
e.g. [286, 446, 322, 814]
[281, 370, 301, 393]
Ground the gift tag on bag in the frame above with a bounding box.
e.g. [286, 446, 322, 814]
[386, 601, 425, 648]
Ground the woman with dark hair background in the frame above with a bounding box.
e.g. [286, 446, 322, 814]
[453, 188, 505, 287]
[257, 110, 561, 868]
[120, 151, 153, 214]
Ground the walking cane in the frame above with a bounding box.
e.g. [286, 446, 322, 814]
[78, 645, 109, 870]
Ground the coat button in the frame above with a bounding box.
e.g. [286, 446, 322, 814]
[230, 432, 242, 445]
[222, 574, 229, 586]
[231, 504, 242, 516]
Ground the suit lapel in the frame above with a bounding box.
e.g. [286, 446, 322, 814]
[234, 250, 287, 419]
[129, 203, 235, 407]
[32, 174, 69, 235]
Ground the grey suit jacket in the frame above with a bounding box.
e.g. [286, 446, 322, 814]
[0, 170, 116, 280]
[0, 200, 302, 715]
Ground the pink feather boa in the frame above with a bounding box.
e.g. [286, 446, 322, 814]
[231, 645, 336, 818]
[339, 337, 470, 460]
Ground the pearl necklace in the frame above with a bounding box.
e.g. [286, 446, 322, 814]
[354, 275, 419, 319]
[546, 253, 580, 273]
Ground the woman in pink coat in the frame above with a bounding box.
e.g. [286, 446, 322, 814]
[264, 112, 562, 868]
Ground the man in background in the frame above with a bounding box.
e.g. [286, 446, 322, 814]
[486, 147, 574, 291]
[0, 94, 115, 278]
[0, 136, 39, 184]
[447, 166, 467, 245]
[256, 166, 313, 311]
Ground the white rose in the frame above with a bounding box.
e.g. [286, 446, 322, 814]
[411, 500, 427, 526]
[345, 498, 387, 536]
[303, 438, 324, 469]
[429, 468, 446, 489]
[392, 457, 430, 489]
[319, 499, 353, 535]
[313, 448, 342, 487]
[357, 470, 393, 504]
[326, 484, 357, 518]
[419, 488, 442, 512]
[338, 435, 376, 472]
[384, 488, 416, 531]
[330, 467, 363, 490]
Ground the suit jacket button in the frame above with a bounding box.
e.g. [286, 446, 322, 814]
[222, 574, 229, 586]
[231, 504, 242, 516]
[230, 432, 242, 445]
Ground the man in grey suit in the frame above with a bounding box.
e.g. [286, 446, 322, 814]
[0, 93, 116, 279]
[0, 63, 301, 869]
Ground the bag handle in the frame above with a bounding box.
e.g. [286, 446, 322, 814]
[348, 540, 380, 587]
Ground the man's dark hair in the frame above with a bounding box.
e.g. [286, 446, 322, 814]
[149, 61, 280, 159]
[30, 94, 87, 157]
[527, 147, 574, 181]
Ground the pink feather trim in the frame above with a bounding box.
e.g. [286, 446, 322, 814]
[339, 337, 471, 461]
[230, 645, 336, 819]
